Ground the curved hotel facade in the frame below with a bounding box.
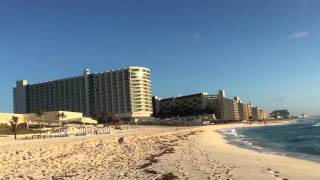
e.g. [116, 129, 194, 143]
[13, 66, 153, 119]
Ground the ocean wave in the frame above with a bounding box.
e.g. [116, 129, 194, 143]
[219, 128, 264, 150]
[219, 128, 239, 136]
[219, 121, 320, 162]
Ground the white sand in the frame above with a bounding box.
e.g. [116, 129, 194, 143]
[154, 123, 320, 180]
[0, 124, 319, 180]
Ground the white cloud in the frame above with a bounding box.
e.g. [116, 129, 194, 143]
[193, 33, 201, 40]
[289, 31, 309, 40]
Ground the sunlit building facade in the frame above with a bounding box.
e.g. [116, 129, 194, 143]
[239, 103, 253, 121]
[13, 66, 153, 119]
[252, 107, 268, 121]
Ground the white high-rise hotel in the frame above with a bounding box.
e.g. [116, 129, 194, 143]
[13, 66, 153, 119]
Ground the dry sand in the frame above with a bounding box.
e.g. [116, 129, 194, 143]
[153, 123, 320, 180]
[0, 124, 319, 180]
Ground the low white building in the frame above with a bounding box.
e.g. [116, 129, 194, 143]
[0, 111, 97, 126]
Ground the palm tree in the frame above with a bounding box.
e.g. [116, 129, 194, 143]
[10, 116, 19, 140]
[57, 112, 67, 127]
[98, 112, 117, 133]
[98, 112, 113, 125]
[36, 111, 45, 135]
[36, 111, 45, 127]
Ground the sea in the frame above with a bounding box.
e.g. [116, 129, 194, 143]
[219, 119, 320, 162]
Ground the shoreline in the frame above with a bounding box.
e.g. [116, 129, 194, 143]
[217, 120, 320, 164]
[0, 123, 319, 179]
[203, 123, 320, 179]
[153, 122, 320, 180]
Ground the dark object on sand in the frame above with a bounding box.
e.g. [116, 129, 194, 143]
[118, 137, 124, 144]
[156, 173, 178, 180]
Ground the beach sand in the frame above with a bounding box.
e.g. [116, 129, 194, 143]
[0, 124, 319, 179]
[154, 123, 320, 180]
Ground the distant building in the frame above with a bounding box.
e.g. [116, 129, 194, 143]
[152, 96, 161, 116]
[271, 110, 290, 119]
[218, 90, 225, 99]
[233, 96, 240, 121]
[301, 113, 308, 119]
[155, 89, 271, 122]
[252, 107, 259, 120]
[159, 92, 210, 117]
[252, 107, 268, 121]
[157, 90, 241, 121]
[239, 103, 253, 121]
[210, 95, 240, 121]
[13, 66, 153, 119]
[215, 97, 238, 121]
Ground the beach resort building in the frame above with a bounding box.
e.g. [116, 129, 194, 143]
[155, 89, 271, 122]
[13, 66, 153, 119]
[238, 103, 253, 121]
[158, 92, 211, 117]
[270, 109, 290, 119]
[156, 90, 241, 121]
[213, 97, 235, 121]
[212, 93, 240, 121]
[232, 96, 240, 121]
[0, 111, 97, 126]
[252, 107, 268, 121]
[152, 96, 161, 116]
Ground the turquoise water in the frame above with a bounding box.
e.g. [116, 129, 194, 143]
[219, 119, 320, 161]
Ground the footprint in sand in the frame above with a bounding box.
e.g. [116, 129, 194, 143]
[266, 168, 289, 180]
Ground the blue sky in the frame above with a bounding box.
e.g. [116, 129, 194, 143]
[0, 0, 320, 115]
